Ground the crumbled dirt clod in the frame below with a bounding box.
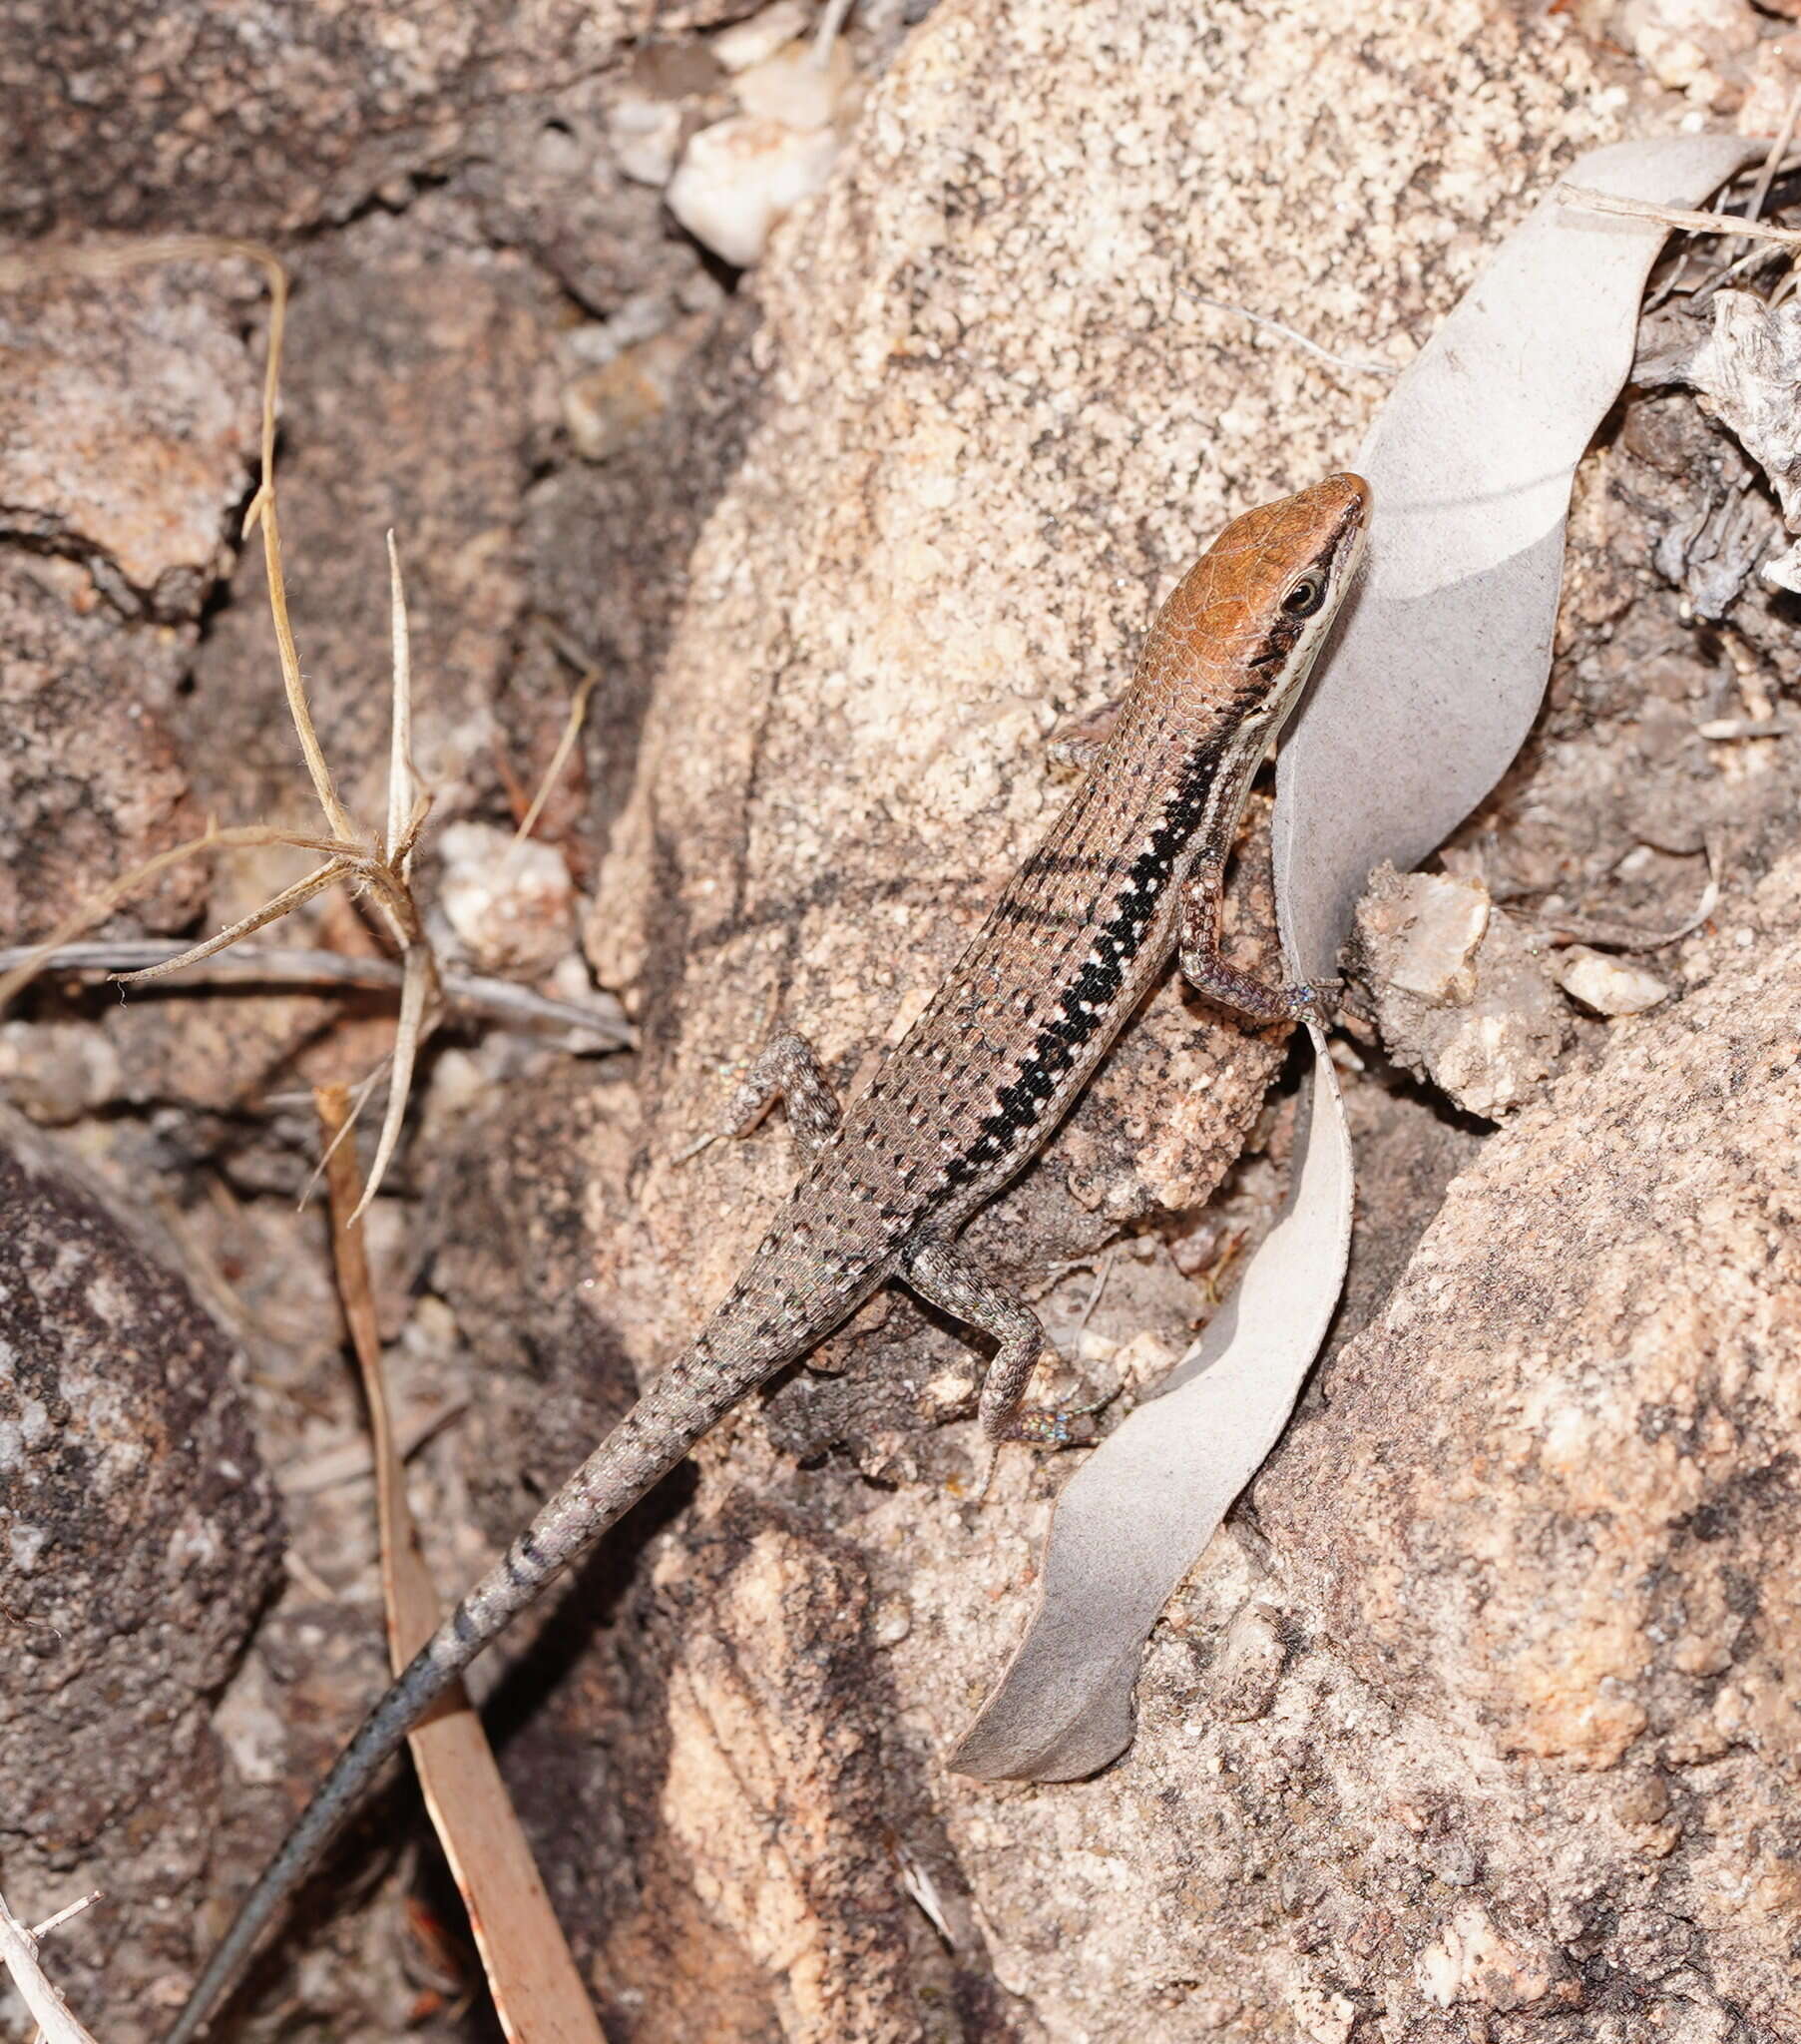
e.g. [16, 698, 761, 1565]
[1552, 942, 1671, 1014]
[1351, 865, 1572, 1118]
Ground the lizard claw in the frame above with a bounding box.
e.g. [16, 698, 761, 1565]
[970, 1384, 1113, 1504]
[998, 1378, 1116, 1450]
[1282, 976, 1341, 1024]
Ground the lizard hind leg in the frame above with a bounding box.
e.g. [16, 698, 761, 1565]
[679, 1030, 844, 1162]
[900, 1238, 1104, 1491]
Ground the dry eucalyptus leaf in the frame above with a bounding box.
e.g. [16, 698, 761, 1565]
[1277, 134, 1758, 977]
[953, 133, 1758, 1784]
[952, 1054, 1351, 1781]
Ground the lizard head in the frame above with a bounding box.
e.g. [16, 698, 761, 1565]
[1135, 470, 1371, 737]
[1095, 472, 1369, 892]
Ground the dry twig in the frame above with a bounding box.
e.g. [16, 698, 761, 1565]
[813, 0, 856, 64]
[0, 237, 567, 1210]
[1534, 834, 1722, 954]
[0, 940, 631, 1045]
[0, 822, 353, 1014]
[507, 669, 598, 862]
[1559, 183, 1801, 251]
[1734, 84, 1801, 258]
[1180, 290, 1400, 378]
[0, 1885, 102, 2044]
[28, 1896, 102, 1944]
[316, 1087, 608, 2044]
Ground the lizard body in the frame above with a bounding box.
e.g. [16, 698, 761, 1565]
[168, 471, 1369, 2040]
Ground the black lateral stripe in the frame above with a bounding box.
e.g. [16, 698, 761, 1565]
[1249, 606, 1306, 674]
[1018, 848, 1138, 880]
[941, 740, 1228, 1191]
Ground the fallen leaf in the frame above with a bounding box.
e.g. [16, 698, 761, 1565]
[953, 132, 1759, 1783]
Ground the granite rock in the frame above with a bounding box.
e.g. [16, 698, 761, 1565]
[0, 1112, 280, 2036]
[0, 267, 255, 949]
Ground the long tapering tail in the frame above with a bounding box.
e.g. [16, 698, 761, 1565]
[168, 1176, 895, 2042]
[164, 1330, 775, 2041]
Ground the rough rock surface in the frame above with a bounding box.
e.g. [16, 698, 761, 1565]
[174, 200, 562, 833]
[497, 1, 1774, 2039]
[0, 267, 255, 948]
[609, 1507, 935, 2044]
[524, 290, 770, 855]
[590, 0, 1613, 1379]
[1, 0, 761, 248]
[1253, 847, 1801, 2041]
[0, 1112, 280, 2036]
[12, 0, 1801, 2039]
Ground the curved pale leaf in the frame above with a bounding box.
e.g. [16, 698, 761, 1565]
[954, 133, 1758, 1783]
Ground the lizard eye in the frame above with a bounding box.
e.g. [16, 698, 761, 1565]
[1282, 572, 1327, 618]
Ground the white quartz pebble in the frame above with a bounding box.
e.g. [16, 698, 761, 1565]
[666, 116, 839, 267]
[1552, 945, 1671, 1017]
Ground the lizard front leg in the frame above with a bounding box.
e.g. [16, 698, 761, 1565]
[900, 1237, 1102, 1449]
[707, 1031, 844, 1156]
[1046, 692, 1126, 771]
[1178, 853, 1335, 1025]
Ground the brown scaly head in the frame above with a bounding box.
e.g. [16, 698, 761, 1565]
[1133, 471, 1370, 727]
[1096, 471, 1369, 851]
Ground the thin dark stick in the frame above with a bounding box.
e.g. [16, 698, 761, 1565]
[1734, 84, 1801, 260]
[0, 941, 633, 1047]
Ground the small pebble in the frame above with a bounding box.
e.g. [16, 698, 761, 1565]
[711, 0, 813, 72]
[667, 116, 840, 267]
[1354, 864, 1492, 1005]
[1552, 946, 1669, 1017]
[1696, 716, 1790, 741]
[564, 325, 697, 461]
[1210, 1601, 1287, 1724]
[921, 1366, 976, 1415]
[736, 39, 853, 133]
[607, 96, 683, 188]
[438, 820, 577, 979]
[1382, 871, 1491, 1003]
[870, 1596, 912, 1647]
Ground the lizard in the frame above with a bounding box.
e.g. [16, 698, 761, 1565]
[166, 469, 1370, 2041]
